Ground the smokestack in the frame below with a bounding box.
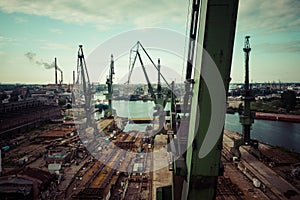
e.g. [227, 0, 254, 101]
[73, 70, 75, 85]
[55, 57, 58, 85]
[157, 58, 161, 98]
[61, 71, 63, 84]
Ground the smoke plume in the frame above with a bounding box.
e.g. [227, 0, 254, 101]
[24, 52, 36, 61]
[25, 51, 61, 71]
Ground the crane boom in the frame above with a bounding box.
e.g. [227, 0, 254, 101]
[136, 51, 157, 103]
[128, 41, 172, 90]
[127, 43, 139, 84]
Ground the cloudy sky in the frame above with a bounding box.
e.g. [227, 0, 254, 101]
[0, 0, 299, 84]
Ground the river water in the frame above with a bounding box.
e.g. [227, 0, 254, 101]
[225, 113, 300, 153]
[94, 93, 300, 153]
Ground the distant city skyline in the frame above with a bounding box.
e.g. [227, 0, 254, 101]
[0, 0, 299, 84]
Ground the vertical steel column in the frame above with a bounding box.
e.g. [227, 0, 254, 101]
[185, 0, 239, 199]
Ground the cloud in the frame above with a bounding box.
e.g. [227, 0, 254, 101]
[0, 0, 188, 31]
[0, 35, 16, 48]
[33, 39, 73, 51]
[14, 16, 28, 23]
[1, 0, 299, 34]
[42, 42, 73, 51]
[254, 40, 300, 53]
[49, 28, 62, 34]
[0, 35, 15, 42]
[238, 0, 300, 33]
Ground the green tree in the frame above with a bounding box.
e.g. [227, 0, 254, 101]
[281, 90, 296, 113]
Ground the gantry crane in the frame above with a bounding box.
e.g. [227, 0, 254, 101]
[127, 41, 177, 134]
[128, 41, 175, 106]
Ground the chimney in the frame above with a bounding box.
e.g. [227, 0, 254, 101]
[55, 57, 58, 85]
[73, 70, 75, 85]
[61, 71, 63, 84]
[157, 58, 161, 97]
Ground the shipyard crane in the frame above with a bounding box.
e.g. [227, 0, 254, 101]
[154, 0, 240, 199]
[94, 55, 115, 117]
[76, 45, 93, 128]
[231, 36, 260, 158]
[128, 41, 177, 134]
[128, 41, 173, 108]
[105, 54, 115, 117]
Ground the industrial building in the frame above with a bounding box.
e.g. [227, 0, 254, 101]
[0, 167, 57, 199]
[0, 99, 61, 137]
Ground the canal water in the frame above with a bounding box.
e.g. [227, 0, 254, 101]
[225, 113, 300, 153]
[94, 93, 300, 153]
[112, 100, 155, 132]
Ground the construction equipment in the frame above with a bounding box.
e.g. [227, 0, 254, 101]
[162, 0, 240, 199]
[231, 36, 260, 158]
[128, 41, 173, 107]
[76, 45, 93, 128]
[104, 54, 115, 117]
[127, 42, 176, 134]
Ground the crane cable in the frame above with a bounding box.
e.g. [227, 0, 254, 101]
[182, 0, 192, 83]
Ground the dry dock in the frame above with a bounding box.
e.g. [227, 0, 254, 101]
[219, 130, 300, 200]
[1, 113, 300, 200]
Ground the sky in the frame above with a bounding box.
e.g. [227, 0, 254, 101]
[0, 0, 299, 84]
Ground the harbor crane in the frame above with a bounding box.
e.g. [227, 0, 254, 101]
[231, 36, 260, 158]
[76, 45, 93, 128]
[95, 55, 114, 117]
[127, 41, 175, 107]
[104, 54, 115, 117]
[128, 41, 177, 134]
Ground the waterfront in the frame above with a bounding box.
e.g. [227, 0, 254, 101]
[225, 113, 300, 153]
[98, 97, 300, 153]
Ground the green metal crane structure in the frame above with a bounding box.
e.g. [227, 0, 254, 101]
[76, 45, 93, 128]
[158, 0, 240, 199]
[127, 41, 172, 106]
[231, 36, 260, 158]
[105, 54, 115, 118]
[127, 41, 176, 134]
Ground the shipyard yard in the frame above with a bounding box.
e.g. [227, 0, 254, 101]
[0, 106, 300, 200]
[0, 34, 300, 200]
[1, 0, 300, 199]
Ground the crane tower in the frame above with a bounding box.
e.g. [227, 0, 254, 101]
[231, 36, 260, 158]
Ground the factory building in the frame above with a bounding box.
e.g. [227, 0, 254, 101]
[0, 167, 57, 200]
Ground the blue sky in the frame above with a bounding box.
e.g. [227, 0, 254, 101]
[0, 0, 299, 84]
